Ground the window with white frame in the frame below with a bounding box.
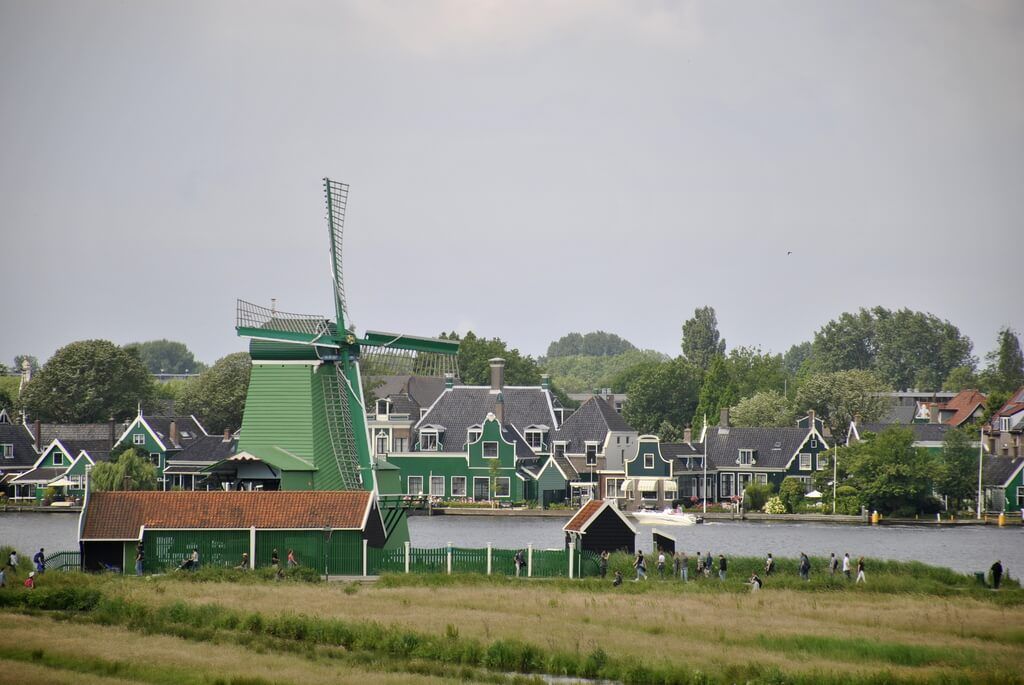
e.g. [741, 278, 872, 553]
[799, 453, 812, 470]
[738, 449, 754, 466]
[1015, 486, 1024, 507]
[451, 476, 467, 497]
[553, 442, 566, 458]
[605, 477, 625, 498]
[419, 431, 438, 451]
[494, 477, 510, 498]
[52, 450, 64, 466]
[149, 453, 160, 466]
[720, 473, 735, 498]
[1, 444, 13, 459]
[375, 431, 390, 455]
[467, 427, 482, 444]
[817, 453, 829, 471]
[525, 431, 544, 450]
[482, 441, 498, 458]
[738, 473, 752, 494]
[585, 443, 598, 466]
[430, 476, 445, 497]
[809, 438, 818, 449]
[641, 486, 658, 501]
[133, 433, 146, 445]
[393, 437, 407, 452]
[407, 476, 424, 495]
[643, 452, 654, 469]
[1001, 417, 1011, 431]
[376, 399, 391, 416]
[755, 473, 768, 485]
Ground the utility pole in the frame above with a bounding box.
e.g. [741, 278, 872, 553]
[832, 443, 837, 515]
[976, 426, 984, 520]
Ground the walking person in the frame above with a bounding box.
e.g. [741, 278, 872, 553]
[23, 571, 35, 590]
[514, 549, 526, 577]
[287, 549, 298, 567]
[599, 550, 609, 579]
[673, 551, 681, 579]
[657, 550, 666, 578]
[990, 560, 1003, 590]
[7, 549, 17, 571]
[0, 566, 6, 588]
[704, 551, 713, 578]
[842, 552, 851, 580]
[135, 543, 144, 576]
[33, 548, 45, 574]
[765, 553, 775, 576]
[271, 548, 280, 568]
[799, 552, 811, 582]
[696, 554, 704, 578]
[680, 551, 689, 582]
[856, 557, 866, 584]
[633, 550, 647, 581]
[718, 554, 727, 581]
[828, 552, 838, 577]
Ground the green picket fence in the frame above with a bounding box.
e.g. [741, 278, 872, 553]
[531, 549, 569, 577]
[451, 547, 488, 574]
[43, 549, 81, 572]
[409, 547, 447, 574]
[366, 546, 405, 575]
[577, 550, 603, 578]
[490, 548, 519, 576]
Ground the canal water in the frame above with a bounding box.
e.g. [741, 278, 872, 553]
[2, 512, 1020, 575]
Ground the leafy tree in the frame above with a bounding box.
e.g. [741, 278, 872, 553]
[942, 366, 978, 392]
[934, 427, 977, 512]
[810, 307, 974, 389]
[177, 352, 251, 433]
[840, 426, 938, 515]
[794, 370, 891, 437]
[731, 391, 795, 427]
[13, 355, 40, 375]
[0, 362, 7, 375]
[742, 482, 774, 512]
[443, 331, 542, 386]
[124, 339, 207, 375]
[680, 306, 726, 371]
[90, 447, 158, 491]
[0, 376, 19, 415]
[982, 327, 1024, 394]
[783, 341, 813, 376]
[541, 349, 667, 393]
[656, 420, 683, 443]
[20, 340, 154, 422]
[778, 477, 806, 513]
[546, 331, 635, 358]
[692, 355, 736, 430]
[621, 358, 701, 435]
[0, 384, 13, 416]
[607, 357, 665, 395]
[982, 389, 1010, 426]
[725, 346, 787, 399]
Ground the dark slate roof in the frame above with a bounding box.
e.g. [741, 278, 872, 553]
[38, 422, 124, 446]
[879, 404, 917, 424]
[660, 442, 704, 458]
[502, 426, 537, 460]
[553, 396, 635, 453]
[982, 456, 1024, 487]
[370, 376, 447, 410]
[144, 416, 207, 449]
[386, 394, 420, 417]
[62, 439, 118, 458]
[416, 386, 556, 451]
[170, 435, 237, 463]
[11, 466, 65, 484]
[859, 423, 950, 443]
[0, 422, 38, 469]
[704, 426, 814, 470]
[551, 452, 579, 479]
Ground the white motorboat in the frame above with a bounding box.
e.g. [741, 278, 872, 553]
[632, 508, 701, 526]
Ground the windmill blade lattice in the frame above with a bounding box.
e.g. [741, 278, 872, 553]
[360, 344, 460, 378]
[320, 365, 364, 490]
[324, 178, 350, 326]
[236, 299, 332, 342]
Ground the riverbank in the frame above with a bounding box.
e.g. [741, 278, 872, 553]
[1, 563, 1021, 684]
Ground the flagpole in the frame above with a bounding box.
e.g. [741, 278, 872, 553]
[832, 443, 837, 515]
[702, 413, 708, 515]
[976, 426, 984, 520]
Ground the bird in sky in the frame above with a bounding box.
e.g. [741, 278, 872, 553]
[787, 251, 792, 255]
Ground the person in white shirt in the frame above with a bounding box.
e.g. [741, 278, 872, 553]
[842, 552, 851, 580]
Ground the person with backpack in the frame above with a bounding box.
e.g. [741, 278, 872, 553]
[718, 554, 728, 581]
[828, 552, 839, 576]
[799, 552, 811, 581]
[679, 551, 689, 582]
[704, 551, 713, 578]
[33, 548, 45, 574]
[765, 553, 775, 576]
[633, 550, 647, 581]
[599, 551, 609, 579]
[514, 549, 526, 577]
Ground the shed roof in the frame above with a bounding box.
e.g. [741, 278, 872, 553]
[81, 491, 373, 540]
[563, 499, 637, 534]
[982, 457, 1024, 487]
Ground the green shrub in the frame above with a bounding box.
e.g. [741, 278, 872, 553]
[763, 496, 786, 514]
[779, 477, 805, 513]
[742, 482, 774, 511]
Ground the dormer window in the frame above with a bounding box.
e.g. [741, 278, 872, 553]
[1001, 417, 1011, 432]
[53, 450, 64, 466]
[1, 444, 13, 459]
[467, 426, 482, 444]
[420, 430, 439, 451]
[809, 438, 818, 449]
[376, 399, 391, 417]
[420, 408, 429, 419]
[133, 434, 146, 446]
[525, 430, 544, 450]
[738, 449, 754, 466]
[585, 443, 598, 466]
[643, 452, 654, 469]
[553, 442, 567, 458]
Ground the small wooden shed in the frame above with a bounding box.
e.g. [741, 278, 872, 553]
[652, 528, 676, 555]
[563, 499, 637, 554]
[79, 490, 385, 574]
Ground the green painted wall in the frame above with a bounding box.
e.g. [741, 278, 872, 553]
[142, 530, 249, 573]
[240, 363, 317, 462]
[38, 444, 73, 468]
[625, 439, 672, 478]
[536, 460, 567, 493]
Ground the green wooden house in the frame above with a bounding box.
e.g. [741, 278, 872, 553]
[10, 439, 105, 502]
[982, 456, 1024, 514]
[114, 411, 208, 490]
[620, 435, 676, 510]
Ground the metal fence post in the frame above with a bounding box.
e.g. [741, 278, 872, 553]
[487, 543, 492, 575]
[362, 539, 368, 578]
[527, 543, 533, 578]
[404, 540, 411, 574]
[569, 542, 575, 579]
[249, 527, 256, 569]
[447, 541, 452, 575]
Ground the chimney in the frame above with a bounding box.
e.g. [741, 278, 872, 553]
[494, 392, 504, 424]
[169, 420, 179, 448]
[684, 426, 692, 444]
[489, 358, 505, 393]
[108, 417, 116, 449]
[34, 419, 41, 448]
[719, 407, 730, 428]
[807, 409, 816, 427]
[444, 373, 454, 390]
[929, 403, 940, 424]
[19, 359, 32, 394]
[540, 374, 550, 391]
[223, 428, 232, 443]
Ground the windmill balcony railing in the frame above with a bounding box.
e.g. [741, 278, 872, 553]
[236, 299, 331, 339]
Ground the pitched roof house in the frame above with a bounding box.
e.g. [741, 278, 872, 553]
[986, 387, 1024, 458]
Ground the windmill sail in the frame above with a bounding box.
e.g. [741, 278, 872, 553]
[324, 178, 350, 328]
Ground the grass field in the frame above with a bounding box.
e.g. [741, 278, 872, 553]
[1, 558, 1022, 684]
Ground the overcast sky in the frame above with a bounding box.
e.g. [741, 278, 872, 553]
[1, 1, 1021, 370]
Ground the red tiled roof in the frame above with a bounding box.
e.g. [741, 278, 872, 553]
[82, 491, 373, 540]
[563, 499, 611, 533]
[939, 390, 987, 426]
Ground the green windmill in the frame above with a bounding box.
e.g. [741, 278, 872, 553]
[226, 179, 459, 499]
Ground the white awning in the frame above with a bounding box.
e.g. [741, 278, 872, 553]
[663, 480, 678, 492]
[637, 479, 659, 491]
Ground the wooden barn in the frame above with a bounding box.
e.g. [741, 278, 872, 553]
[563, 499, 637, 554]
[79, 490, 386, 575]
